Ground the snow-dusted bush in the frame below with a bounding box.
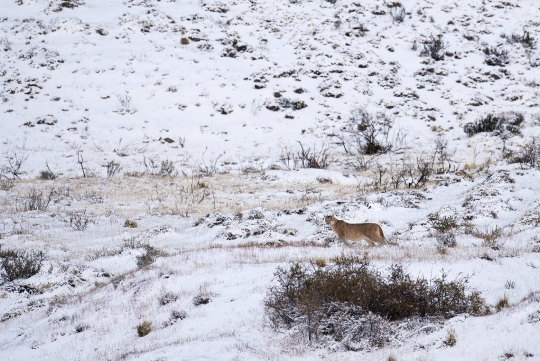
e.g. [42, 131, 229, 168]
[18, 188, 54, 211]
[483, 46, 509, 66]
[0, 248, 44, 281]
[428, 212, 458, 233]
[510, 137, 540, 168]
[159, 291, 179, 306]
[136, 245, 160, 267]
[346, 107, 394, 155]
[280, 141, 331, 170]
[265, 255, 489, 347]
[502, 30, 536, 49]
[463, 112, 524, 138]
[436, 233, 457, 248]
[419, 35, 447, 61]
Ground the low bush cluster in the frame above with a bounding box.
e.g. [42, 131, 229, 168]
[265, 255, 489, 346]
[0, 248, 44, 281]
[463, 112, 524, 138]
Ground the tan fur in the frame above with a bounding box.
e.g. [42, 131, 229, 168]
[325, 215, 387, 246]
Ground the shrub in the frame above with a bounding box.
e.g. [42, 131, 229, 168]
[265, 255, 489, 343]
[171, 310, 187, 320]
[136, 245, 160, 268]
[483, 46, 509, 66]
[475, 226, 502, 250]
[143, 156, 177, 176]
[389, 6, 406, 23]
[68, 209, 91, 231]
[443, 332, 457, 347]
[463, 112, 524, 138]
[39, 170, 57, 180]
[347, 107, 393, 155]
[19, 188, 54, 211]
[496, 294, 509, 312]
[280, 142, 331, 170]
[510, 138, 539, 168]
[419, 35, 447, 61]
[436, 233, 457, 248]
[502, 30, 536, 49]
[428, 212, 458, 233]
[193, 295, 210, 306]
[0, 248, 44, 281]
[124, 219, 138, 228]
[0, 178, 15, 191]
[137, 320, 152, 337]
[106, 161, 122, 176]
[159, 291, 178, 306]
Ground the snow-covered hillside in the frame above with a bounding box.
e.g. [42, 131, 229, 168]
[1, 0, 540, 360]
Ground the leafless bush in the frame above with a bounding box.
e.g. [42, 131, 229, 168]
[116, 93, 132, 110]
[390, 6, 406, 23]
[432, 135, 457, 174]
[68, 209, 91, 231]
[280, 142, 331, 170]
[366, 155, 433, 192]
[76, 150, 95, 178]
[143, 156, 177, 176]
[347, 108, 394, 155]
[0, 248, 44, 281]
[510, 138, 539, 168]
[296, 141, 331, 169]
[1, 36, 12, 51]
[419, 34, 447, 61]
[106, 160, 122, 176]
[2, 151, 27, 179]
[172, 176, 212, 216]
[196, 148, 224, 177]
[502, 30, 536, 49]
[193, 294, 210, 306]
[19, 188, 55, 211]
[474, 226, 503, 250]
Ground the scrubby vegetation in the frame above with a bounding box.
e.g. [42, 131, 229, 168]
[265, 255, 489, 347]
[463, 112, 524, 138]
[0, 247, 44, 281]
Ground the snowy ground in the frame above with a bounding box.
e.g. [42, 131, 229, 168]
[1, 0, 540, 360]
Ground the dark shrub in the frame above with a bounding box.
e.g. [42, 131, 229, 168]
[137, 320, 152, 337]
[428, 212, 459, 233]
[419, 35, 447, 61]
[502, 30, 536, 49]
[0, 248, 44, 281]
[483, 46, 509, 66]
[136, 245, 160, 267]
[463, 112, 524, 138]
[265, 255, 488, 343]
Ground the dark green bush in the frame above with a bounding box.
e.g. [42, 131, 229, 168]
[428, 212, 459, 233]
[0, 248, 44, 281]
[265, 255, 489, 343]
[463, 112, 524, 138]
